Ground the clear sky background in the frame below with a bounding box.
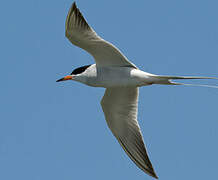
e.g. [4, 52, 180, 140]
[1, 0, 218, 179]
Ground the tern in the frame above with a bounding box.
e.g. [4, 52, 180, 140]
[57, 2, 218, 179]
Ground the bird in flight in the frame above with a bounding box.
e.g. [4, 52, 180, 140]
[57, 2, 217, 179]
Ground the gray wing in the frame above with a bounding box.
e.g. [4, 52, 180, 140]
[101, 88, 158, 179]
[65, 2, 137, 68]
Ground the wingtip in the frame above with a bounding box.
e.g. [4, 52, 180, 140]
[66, 1, 91, 34]
[152, 173, 159, 179]
[65, 1, 77, 37]
[72, 2, 77, 10]
[117, 137, 158, 179]
[146, 168, 158, 179]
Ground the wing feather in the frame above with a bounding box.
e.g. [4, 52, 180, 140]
[101, 88, 158, 179]
[65, 2, 137, 68]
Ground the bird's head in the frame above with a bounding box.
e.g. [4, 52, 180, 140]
[56, 64, 91, 83]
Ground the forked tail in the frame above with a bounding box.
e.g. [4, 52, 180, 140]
[155, 75, 218, 89]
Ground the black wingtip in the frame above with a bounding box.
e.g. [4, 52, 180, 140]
[72, 2, 77, 9]
[148, 168, 158, 179]
[153, 174, 158, 179]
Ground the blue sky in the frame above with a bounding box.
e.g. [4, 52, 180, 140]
[1, 0, 218, 179]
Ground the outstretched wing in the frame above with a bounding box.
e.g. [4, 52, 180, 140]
[65, 2, 137, 68]
[101, 87, 158, 179]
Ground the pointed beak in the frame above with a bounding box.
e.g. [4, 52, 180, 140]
[56, 75, 73, 82]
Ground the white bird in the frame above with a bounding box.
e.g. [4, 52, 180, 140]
[57, 2, 218, 179]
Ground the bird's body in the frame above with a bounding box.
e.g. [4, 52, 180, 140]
[73, 64, 162, 88]
[57, 2, 217, 179]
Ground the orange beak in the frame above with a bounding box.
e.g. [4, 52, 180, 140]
[56, 75, 73, 82]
